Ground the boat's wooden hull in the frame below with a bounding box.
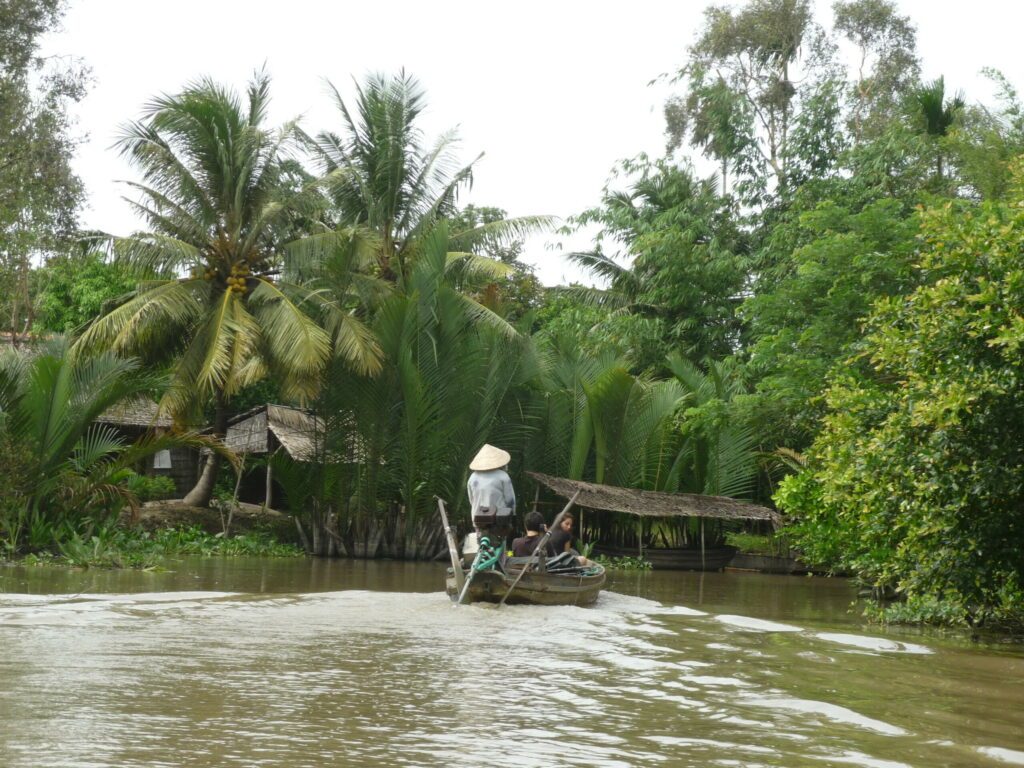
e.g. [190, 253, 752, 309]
[595, 544, 738, 571]
[445, 565, 606, 606]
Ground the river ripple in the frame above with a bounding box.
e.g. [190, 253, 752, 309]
[0, 560, 1021, 768]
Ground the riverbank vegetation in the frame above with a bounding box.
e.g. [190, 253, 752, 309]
[1, 0, 1023, 628]
[22, 525, 303, 569]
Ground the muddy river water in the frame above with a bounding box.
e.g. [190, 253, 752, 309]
[0, 558, 1021, 767]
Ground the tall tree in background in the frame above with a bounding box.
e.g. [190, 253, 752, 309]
[311, 72, 474, 284]
[665, 76, 751, 195]
[448, 204, 543, 321]
[0, 0, 86, 343]
[833, 0, 920, 143]
[947, 69, 1024, 200]
[912, 76, 965, 181]
[670, 0, 839, 202]
[77, 72, 380, 507]
[34, 250, 138, 333]
[569, 159, 747, 370]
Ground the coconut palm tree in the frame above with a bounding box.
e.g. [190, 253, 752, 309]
[264, 73, 549, 555]
[0, 338, 223, 554]
[309, 71, 550, 288]
[76, 71, 381, 506]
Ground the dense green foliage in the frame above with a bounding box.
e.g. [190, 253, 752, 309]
[0, 0, 86, 341]
[0, 339, 220, 555]
[778, 177, 1024, 626]
[569, 159, 748, 370]
[35, 251, 140, 333]
[742, 195, 918, 448]
[26, 524, 301, 569]
[556, 0, 1024, 625]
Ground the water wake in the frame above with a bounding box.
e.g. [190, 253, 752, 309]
[0, 589, 1019, 768]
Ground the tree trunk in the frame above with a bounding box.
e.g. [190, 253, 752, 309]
[183, 393, 227, 507]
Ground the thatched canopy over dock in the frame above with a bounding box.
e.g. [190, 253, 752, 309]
[527, 472, 781, 528]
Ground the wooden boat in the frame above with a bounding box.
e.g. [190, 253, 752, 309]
[445, 556, 606, 606]
[595, 543, 738, 571]
[436, 492, 604, 606]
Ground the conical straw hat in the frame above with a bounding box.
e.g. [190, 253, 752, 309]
[469, 443, 511, 471]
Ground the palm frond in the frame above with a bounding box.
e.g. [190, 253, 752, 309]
[554, 284, 634, 311]
[72, 425, 126, 471]
[75, 279, 203, 357]
[705, 423, 758, 499]
[444, 252, 512, 283]
[247, 279, 330, 400]
[448, 215, 556, 251]
[114, 232, 202, 274]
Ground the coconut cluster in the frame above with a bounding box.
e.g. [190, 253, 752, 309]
[226, 263, 250, 294]
[191, 262, 254, 294]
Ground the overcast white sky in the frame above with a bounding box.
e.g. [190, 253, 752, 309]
[42, 0, 1024, 285]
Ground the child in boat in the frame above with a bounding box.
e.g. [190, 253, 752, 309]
[511, 511, 594, 568]
[511, 511, 554, 557]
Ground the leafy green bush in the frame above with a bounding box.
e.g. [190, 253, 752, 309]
[593, 555, 653, 570]
[778, 171, 1024, 628]
[125, 473, 177, 502]
[21, 525, 303, 569]
[132, 526, 302, 558]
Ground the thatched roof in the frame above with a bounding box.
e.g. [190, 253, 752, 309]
[527, 472, 781, 526]
[223, 404, 363, 462]
[97, 398, 172, 428]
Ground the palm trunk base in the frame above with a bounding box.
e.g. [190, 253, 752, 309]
[183, 454, 219, 507]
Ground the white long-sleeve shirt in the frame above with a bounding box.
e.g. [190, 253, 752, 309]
[466, 469, 516, 518]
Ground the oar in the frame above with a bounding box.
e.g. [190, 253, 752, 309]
[436, 497, 464, 599]
[498, 489, 581, 608]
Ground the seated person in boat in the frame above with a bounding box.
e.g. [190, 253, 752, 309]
[546, 512, 595, 566]
[511, 511, 553, 557]
[548, 511, 576, 554]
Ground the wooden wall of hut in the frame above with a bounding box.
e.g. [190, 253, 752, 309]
[154, 447, 200, 498]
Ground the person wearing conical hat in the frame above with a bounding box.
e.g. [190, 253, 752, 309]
[466, 443, 516, 522]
